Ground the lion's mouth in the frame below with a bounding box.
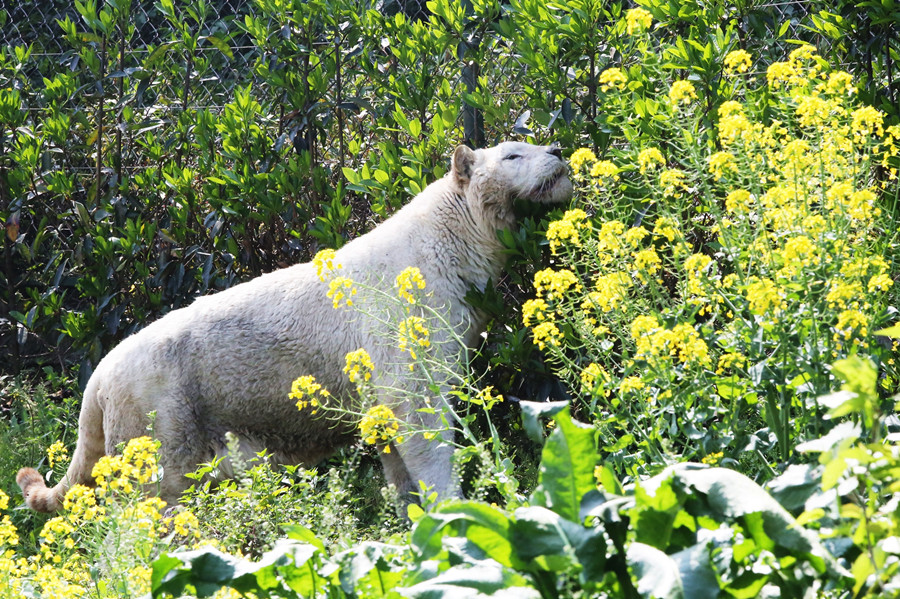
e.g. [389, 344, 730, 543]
[530, 165, 569, 200]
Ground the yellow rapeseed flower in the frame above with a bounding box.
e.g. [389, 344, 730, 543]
[398, 316, 431, 360]
[659, 169, 688, 198]
[669, 80, 697, 106]
[533, 268, 581, 300]
[359, 405, 403, 452]
[327, 276, 357, 308]
[590, 160, 620, 180]
[395, 266, 427, 303]
[569, 148, 597, 172]
[746, 277, 785, 316]
[468, 386, 503, 410]
[598, 68, 627, 93]
[546, 209, 589, 253]
[638, 147, 665, 173]
[290, 374, 329, 412]
[47, 441, 69, 469]
[708, 152, 737, 179]
[531, 321, 562, 350]
[522, 298, 549, 326]
[633, 248, 662, 283]
[344, 348, 375, 385]
[625, 8, 652, 35]
[312, 249, 341, 282]
[582, 272, 631, 313]
[724, 49, 752, 75]
[652, 216, 680, 242]
[580, 363, 611, 396]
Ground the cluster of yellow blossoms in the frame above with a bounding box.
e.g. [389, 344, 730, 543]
[398, 316, 431, 360]
[290, 374, 330, 412]
[359, 405, 404, 452]
[524, 43, 897, 416]
[1, 438, 205, 598]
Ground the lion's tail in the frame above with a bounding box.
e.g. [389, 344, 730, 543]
[17, 380, 106, 512]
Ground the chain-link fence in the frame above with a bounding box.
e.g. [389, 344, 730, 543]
[0, 0, 832, 123]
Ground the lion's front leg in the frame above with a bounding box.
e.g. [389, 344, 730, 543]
[381, 430, 460, 504]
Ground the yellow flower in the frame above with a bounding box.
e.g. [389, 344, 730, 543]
[724, 49, 752, 75]
[522, 298, 549, 326]
[170, 510, 200, 538]
[652, 216, 680, 242]
[684, 253, 712, 277]
[468, 386, 503, 410]
[343, 349, 375, 384]
[359, 405, 402, 452]
[290, 374, 330, 411]
[868, 273, 893, 293]
[638, 147, 665, 174]
[633, 248, 662, 283]
[398, 316, 431, 360]
[327, 276, 357, 308]
[835, 309, 868, 340]
[582, 272, 631, 313]
[0, 489, 8, 511]
[531, 321, 562, 350]
[795, 94, 832, 129]
[708, 152, 736, 180]
[826, 280, 863, 310]
[533, 268, 581, 300]
[395, 267, 427, 303]
[745, 277, 785, 316]
[788, 44, 818, 63]
[619, 376, 645, 394]
[701, 451, 724, 465]
[597, 220, 627, 259]
[659, 169, 688, 198]
[47, 441, 69, 469]
[625, 7, 652, 35]
[719, 100, 744, 118]
[0, 514, 17, 547]
[580, 363, 611, 396]
[716, 352, 746, 375]
[569, 148, 597, 172]
[766, 61, 798, 89]
[624, 226, 649, 247]
[718, 112, 753, 146]
[546, 209, 589, 253]
[590, 160, 620, 180]
[825, 71, 855, 96]
[312, 249, 341, 282]
[851, 106, 885, 142]
[598, 68, 627, 93]
[725, 189, 753, 213]
[669, 80, 697, 106]
[63, 484, 103, 522]
[779, 235, 817, 276]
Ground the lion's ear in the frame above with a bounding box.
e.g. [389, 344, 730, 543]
[452, 145, 476, 184]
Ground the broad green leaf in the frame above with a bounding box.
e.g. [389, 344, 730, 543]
[201, 35, 233, 59]
[519, 400, 568, 443]
[874, 324, 900, 338]
[534, 408, 597, 522]
[627, 542, 684, 599]
[402, 564, 540, 599]
[512, 505, 606, 582]
[410, 501, 521, 569]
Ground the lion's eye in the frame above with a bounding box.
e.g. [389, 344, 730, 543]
[504, 154, 522, 161]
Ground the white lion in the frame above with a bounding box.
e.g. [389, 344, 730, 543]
[17, 141, 572, 511]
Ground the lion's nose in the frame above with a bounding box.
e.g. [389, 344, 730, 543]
[548, 146, 562, 160]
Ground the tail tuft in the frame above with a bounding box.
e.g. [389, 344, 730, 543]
[16, 467, 63, 512]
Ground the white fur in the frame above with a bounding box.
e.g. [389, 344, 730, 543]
[17, 141, 572, 510]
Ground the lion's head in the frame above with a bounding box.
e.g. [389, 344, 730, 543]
[451, 142, 573, 227]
